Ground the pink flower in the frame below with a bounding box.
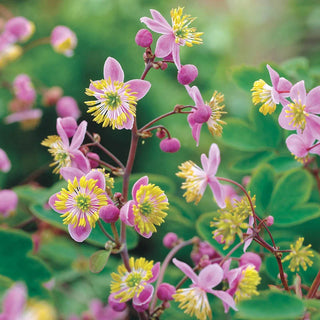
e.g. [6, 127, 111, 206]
[177, 64, 198, 85]
[13, 74, 36, 105]
[5, 109, 43, 130]
[4, 17, 35, 43]
[141, 8, 203, 68]
[120, 176, 169, 238]
[279, 81, 320, 139]
[0, 148, 11, 172]
[172, 258, 236, 319]
[177, 143, 226, 208]
[85, 57, 151, 130]
[0, 190, 18, 217]
[51, 26, 77, 57]
[159, 137, 181, 153]
[56, 96, 81, 119]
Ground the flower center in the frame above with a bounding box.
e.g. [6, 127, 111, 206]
[285, 100, 308, 130]
[139, 201, 153, 216]
[75, 193, 91, 211]
[104, 91, 121, 110]
[126, 272, 143, 288]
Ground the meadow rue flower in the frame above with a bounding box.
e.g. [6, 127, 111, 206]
[42, 118, 90, 175]
[187, 86, 226, 146]
[13, 74, 36, 105]
[0, 190, 18, 217]
[85, 57, 151, 130]
[5, 109, 43, 130]
[135, 29, 153, 47]
[177, 64, 198, 85]
[176, 143, 226, 208]
[252, 64, 292, 115]
[140, 8, 203, 68]
[279, 81, 320, 138]
[56, 96, 81, 119]
[110, 257, 160, 304]
[4, 17, 35, 43]
[50, 25, 77, 57]
[282, 237, 314, 272]
[190, 241, 220, 266]
[239, 252, 262, 272]
[0, 148, 11, 172]
[49, 170, 110, 242]
[172, 258, 236, 320]
[0, 43, 22, 68]
[159, 137, 181, 153]
[120, 176, 169, 238]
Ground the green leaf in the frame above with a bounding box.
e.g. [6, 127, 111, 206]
[237, 290, 304, 319]
[232, 151, 274, 172]
[0, 229, 51, 298]
[89, 249, 111, 273]
[268, 156, 301, 173]
[248, 164, 275, 214]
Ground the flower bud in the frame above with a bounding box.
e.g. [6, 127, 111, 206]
[265, 215, 274, 226]
[160, 62, 168, 70]
[51, 25, 77, 57]
[0, 190, 18, 217]
[193, 105, 212, 123]
[87, 152, 100, 168]
[239, 252, 262, 271]
[157, 283, 176, 301]
[42, 86, 63, 106]
[135, 29, 153, 47]
[13, 74, 36, 105]
[99, 205, 120, 223]
[108, 293, 127, 312]
[5, 17, 35, 42]
[177, 64, 198, 85]
[59, 116, 77, 138]
[160, 138, 180, 153]
[56, 96, 81, 119]
[163, 232, 178, 248]
[156, 128, 166, 139]
[0, 148, 11, 172]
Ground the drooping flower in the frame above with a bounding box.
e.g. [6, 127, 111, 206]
[176, 143, 225, 208]
[5, 109, 43, 130]
[49, 170, 110, 242]
[85, 57, 151, 130]
[0, 148, 11, 172]
[172, 258, 236, 320]
[13, 74, 36, 105]
[120, 176, 169, 238]
[252, 64, 292, 115]
[41, 118, 90, 175]
[282, 237, 314, 272]
[56, 96, 81, 119]
[187, 86, 226, 146]
[4, 17, 35, 43]
[141, 8, 203, 68]
[50, 26, 77, 57]
[279, 81, 320, 139]
[110, 257, 159, 305]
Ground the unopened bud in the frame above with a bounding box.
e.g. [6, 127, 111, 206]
[135, 29, 153, 47]
[163, 232, 178, 248]
[177, 64, 198, 85]
[42, 86, 63, 106]
[87, 152, 100, 168]
[56, 96, 81, 119]
[160, 62, 168, 70]
[157, 283, 176, 301]
[93, 133, 101, 143]
[239, 252, 262, 271]
[160, 138, 180, 153]
[99, 205, 120, 223]
[156, 128, 166, 139]
[266, 215, 274, 226]
[108, 293, 126, 312]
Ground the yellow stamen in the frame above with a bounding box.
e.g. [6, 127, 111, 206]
[207, 91, 227, 136]
[285, 99, 308, 131]
[251, 79, 276, 115]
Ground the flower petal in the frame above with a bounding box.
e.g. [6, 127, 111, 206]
[133, 284, 154, 306]
[125, 79, 151, 100]
[200, 153, 209, 172]
[155, 34, 174, 58]
[278, 107, 295, 131]
[172, 258, 198, 284]
[56, 117, 69, 146]
[149, 262, 160, 283]
[286, 134, 309, 158]
[290, 80, 306, 105]
[306, 114, 320, 140]
[140, 17, 171, 34]
[207, 143, 221, 176]
[187, 113, 202, 146]
[68, 221, 92, 242]
[70, 120, 87, 150]
[132, 176, 149, 200]
[172, 43, 181, 69]
[209, 289, 237, 312]
[49, 193, 67, 214]
[277, 77, 292, 95]
[119, 201, 135, 226]
[2, 283, 26, 319]
[198, 264, 224, 289]
[103, 57, 124, 82]
[267, 64, 279, 88]
[60, 167, 84, 181]
[306, 86, 320, 113]
[86, 169, 106, 190]
[189, 85, 204, 106]
[150, 9, 171, 30]
[71, 150, 91, 173]
[208, 177, 226, 209]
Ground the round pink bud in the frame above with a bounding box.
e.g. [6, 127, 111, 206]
[0, 148, 11, 172]
[42, 86, 63, 106]
[87, 152, 100, 168]
[177, 64, 198, 85]
[99, 205, 120, 223]
[108, 293, 126, 312]
[56, 96, 81, 119]
[156, 128, 166, 139]
[59, 117, 77, 138]
[135, 29, 153, 47]
[157, 283, 176, 301]
[193, 105, 212, 123]
[239, 252, 262, 271]
[0, 190, 18, 217]
[163, 232, 178, 248]
[159, 138, 180, 153]
[5, 17, 35, 42]
[160, 62, 168, 70]
[265, 215, 274, 226]
[51, 25, 77, 57]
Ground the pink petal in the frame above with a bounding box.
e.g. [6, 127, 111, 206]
[172, 43, 181, 69]
[86, 170, 106, 190]
[209, 289, 237, 312]
[70, 120, 87, 150]
[135, 225, 153, 238]
[49, 193, 67, 214]
[71, 150, 91, 173]
[140, 17, 171, 34]
[306, 114, 320, 140]
[132, 176, 149, 200]
[3, 283, 26, 319]
[306, 86, 320, 113]
[277, 77, 292, 95]
[68, 221, 92, 242]
[56, 117, 69, 146]
[189, 86, 204, 106]
[243, 228, 253, 252]
[172, 258, 198, 284]
[278, 107, 295, 131]
[149, 262, 160, 283]
[119, 201, 135, 226]
[222, 259, 232, 278]
[207, 143, 221, 175]
[286, 134, 309, 158]
[116, 113, 134, 130]
[133, 284, 154, 306]
[198, 264, 224, 289]
[208, 177, 226, 209]
[155, 34, 174, 58]
[187, 113, 202, 146]
[60, 167, 84, 181]
[266, 64, 279, 88]
[290, 80, 306, 105]
[103, 57, 124, 82]
[200, 154, 209, 172]
[125, 79, 151, 100]
[150, 9, 171, 30]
